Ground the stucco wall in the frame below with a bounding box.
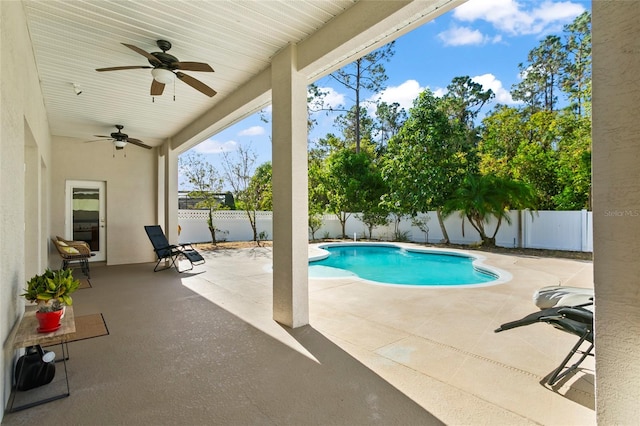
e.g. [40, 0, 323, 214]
[0, 1, 53, 418]
[592, 2, 640, 423]
[51, 137, 158, 266]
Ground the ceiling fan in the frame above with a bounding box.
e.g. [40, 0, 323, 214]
[88, 125, 151, 150]
[96, 40, 216, 97]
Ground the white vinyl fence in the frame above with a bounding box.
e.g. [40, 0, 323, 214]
[178, 209, 593, 252]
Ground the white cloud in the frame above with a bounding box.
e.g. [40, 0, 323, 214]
[367, 80, 424, 115]
[192, 138, 238, 154]
[471, 73, 518, 105]
[309, 86, 345, 111]
[438, 26, 493, 46]
[238, 125, 265, 136]
[432, 87, 448, 98]
[452, 0, 585, 36]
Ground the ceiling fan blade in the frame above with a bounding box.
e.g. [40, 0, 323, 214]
[150, 79, 165, 96]
[172, 62, 214, 72]
[96, 65, 152, 72]
[127, 138, 152, 149]
[175, 72, 217, 97]
[92, 135, 111, 138]
[85, 138, 113, 143]
[122, 43, 161, 65]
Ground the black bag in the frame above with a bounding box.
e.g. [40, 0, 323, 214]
[14, 345, 56, 391]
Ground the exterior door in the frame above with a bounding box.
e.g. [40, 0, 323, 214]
[65, 180, 106, 261]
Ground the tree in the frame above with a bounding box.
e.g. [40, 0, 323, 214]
[322, 148, 380, 238]
[443, 174, 536, 247]
[335, 105, 375, 149]
[325, 42, 395, 153]
[308, 213, 323, 241]
[553, 113, 592, 210]
[358, 210, 389, 240]
[512, 35, 566, 113]
[561, 11, 592, 116]
[221, 145, 264, 243]
[442, 76, 494, 132]
[478, 105, 525, 178]
[375, 101, 407, 153]
[308, 152, 329, 239]
[355, 155, 388, 239]
[381, 89, 470, 243]
[248, 162, 272, 211]
[478, 106, 589, 211]
[178, 152, 225, 244]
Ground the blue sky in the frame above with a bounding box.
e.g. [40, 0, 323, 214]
[181, 0, 590, 191]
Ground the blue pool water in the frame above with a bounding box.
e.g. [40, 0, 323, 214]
[309, 244, 499, 286]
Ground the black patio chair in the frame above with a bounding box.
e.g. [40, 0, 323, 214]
[144, 225, 205, 273]
[495, 300, 594, 386]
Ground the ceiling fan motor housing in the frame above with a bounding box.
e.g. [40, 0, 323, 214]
[149, 52, 179, 68]
[110, 125, 128, 141]
[110, 131, 128, 139]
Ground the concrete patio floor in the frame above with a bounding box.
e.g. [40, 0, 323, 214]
[2, 243, 595, 425]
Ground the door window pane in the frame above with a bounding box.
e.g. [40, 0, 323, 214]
[72, 188, 100, 251]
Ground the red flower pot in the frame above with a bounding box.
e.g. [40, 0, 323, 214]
[36, 309, 64, 333]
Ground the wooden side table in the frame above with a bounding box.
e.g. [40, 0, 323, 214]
[6, 306, 76, 412]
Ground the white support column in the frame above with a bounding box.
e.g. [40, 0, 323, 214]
[593, 2, 640, 423]
[271, 44, 309, 328]
[160, 141, 179, 244]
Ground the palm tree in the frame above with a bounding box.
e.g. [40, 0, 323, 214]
[443, 174, 536, 246]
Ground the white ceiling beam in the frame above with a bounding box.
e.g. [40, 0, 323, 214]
[297, 0, 466, 80]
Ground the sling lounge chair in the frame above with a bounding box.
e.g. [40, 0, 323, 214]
[495, 286, 594, 386]
[144, 225, 205, 273]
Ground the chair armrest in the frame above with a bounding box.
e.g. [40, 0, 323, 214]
[558, 307, 593, 325]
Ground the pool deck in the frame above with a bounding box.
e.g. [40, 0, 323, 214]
[306, 242, 595, 424]
[2, 242, 595, 425]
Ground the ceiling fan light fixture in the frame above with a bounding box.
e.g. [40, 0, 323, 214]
[114, 140, 127, 149]
[151, 68, 175, 85]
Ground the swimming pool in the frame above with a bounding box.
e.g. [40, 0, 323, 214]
[309, 243, 510, 287]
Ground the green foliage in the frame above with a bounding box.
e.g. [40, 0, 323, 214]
[479, 104, 590, 210]
[553, 113, 592, 209]
[300, 11, 591, 242]
[375, 101, 407, 151]
[561, 11, 592, 116]
[443, 174, 536, 246]
[325, 42, 395, 152]
[308, 214, 323, 241]
[248, 162, 273, 211]
[442, 76, 494, 134]
[381, 89, 471, 242]
[322, 149, 382, 238]
[358, 210, 389, 239]
[179, 152, 225, 243]
[21, 268, 80, 312]
[222, 145, 267, 242]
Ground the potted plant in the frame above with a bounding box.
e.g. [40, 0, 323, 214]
[21, 268, 80, 333]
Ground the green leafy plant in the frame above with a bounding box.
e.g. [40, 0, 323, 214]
[21, 268, 81, 312]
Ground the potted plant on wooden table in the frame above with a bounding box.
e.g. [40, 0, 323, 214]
[21, 268, 80, 333]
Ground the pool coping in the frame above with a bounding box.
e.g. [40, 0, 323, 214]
[308, 242, 513, 288]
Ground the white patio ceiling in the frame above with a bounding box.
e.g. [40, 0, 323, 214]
[22, 0, 463, 149]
